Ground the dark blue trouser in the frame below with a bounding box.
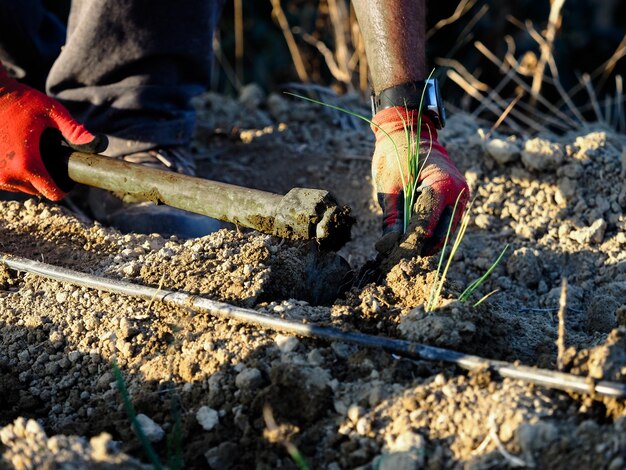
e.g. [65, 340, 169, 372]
[0, 0, 223, 156]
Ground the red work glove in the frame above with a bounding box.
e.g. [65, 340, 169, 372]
[0, 67, 107, 200]
[371, 107, 469, 256]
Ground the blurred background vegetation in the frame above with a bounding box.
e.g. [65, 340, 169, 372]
[44, 0, 626, 132]
[214, 0, 626, 131]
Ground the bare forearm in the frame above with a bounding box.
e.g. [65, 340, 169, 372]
[352, 0, 426, 92]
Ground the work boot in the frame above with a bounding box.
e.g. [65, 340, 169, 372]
[88, 146, 221, 238]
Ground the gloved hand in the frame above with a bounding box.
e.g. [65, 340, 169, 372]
[0, 67, 106, 200]
[371, 106, 469, 256]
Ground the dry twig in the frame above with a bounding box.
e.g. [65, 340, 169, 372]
[445, 4, 489, 59]
[615, 75, 626, 132]
[557, 278, 568, 371]
[475, 41, 578, 129]
[581, 73, 605, 123]
[299, 32, 351, 84]
[427, 0, 477, 39]
[472, 415, 530, 468]
[511, 16, 586, 125]
[327, 0, 352, 88]
[488, 416, 529, 468]
[269, 0, 309, 83]
[212, 33, 242, 91]
[446, 69, 524, 132]
[530, 0, 566, 106]
[234, 0, 244, 83]
[486, 90, 524, 139]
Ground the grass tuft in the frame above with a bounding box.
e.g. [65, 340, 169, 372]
[426, 193, 508, 312]
[426, 189, 469, 312]
[112, 359, 165, 470]
[458, 244, 509, 303]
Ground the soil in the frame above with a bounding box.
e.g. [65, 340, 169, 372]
[1, 86, 626, 469]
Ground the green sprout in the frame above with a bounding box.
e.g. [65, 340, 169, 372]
[426, 192, 509, 311]
[285, 70, 435, 234]
[112, 359, 165, 470]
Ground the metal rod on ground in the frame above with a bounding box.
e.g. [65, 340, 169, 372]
[3, 253, 626, 399]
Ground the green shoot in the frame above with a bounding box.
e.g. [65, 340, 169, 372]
[112, 360, 164, 470]
[286, 69, 436, 234]
[396, 68, 437, 232]
[426, 189, 469, 312]
[459, 244, 509, 303]
[285, 445, 311, 470]
[426, 194, 508, 311]
[473, 289, 501, 307]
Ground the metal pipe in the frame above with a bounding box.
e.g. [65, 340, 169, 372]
[3, 253, 625, 399]
[67, 152, 352, 249]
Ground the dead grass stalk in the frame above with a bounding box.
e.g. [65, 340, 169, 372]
[530, 0, 566, 106]
[557, 277, 568, 371]
[269, 0, 309, 83]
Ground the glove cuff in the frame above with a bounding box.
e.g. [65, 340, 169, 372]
[371, 106, 439, 144]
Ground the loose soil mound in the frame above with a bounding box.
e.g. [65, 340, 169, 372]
[1, 89, 625, 468]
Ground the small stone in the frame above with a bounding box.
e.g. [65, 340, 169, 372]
[24, 419, 45, 438]
[557, 177, 577, 201]
[17, 349, 30, 363]
[239, 83, 265, 110]
[267, 93, 291, 121]
[485, 138, 519, 164]
[347, 405, 364, 423]
[135, 414, 164, 442]
[90, 433, 114, 460]
[373, 451, 424, 470]
[521, 138, 564, 171]
[334, 400, 348, 415]
[235, 368, 263, 390]
[119, 317, 133, 339]
[96, 372, 114, 391]
[122, 263, 139, 277]
[474, 214, 495, 229]
[569, 219, 607, 245]
[45, 362, 59, 375]
[196, 406, 219, 431]
[390, 431, 426, 453]
[275, 334, 299, 353]
[68, 351, 81, 363]
[559, 162, 583, 179]
[56, 291, 68, 303]
[356, 416, 371, 435]
[307, 349, 324, 366]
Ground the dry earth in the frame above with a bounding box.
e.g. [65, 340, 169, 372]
[1, 87, 626, 469]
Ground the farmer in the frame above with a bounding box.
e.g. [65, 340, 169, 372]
[0, 0, 467, 254]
